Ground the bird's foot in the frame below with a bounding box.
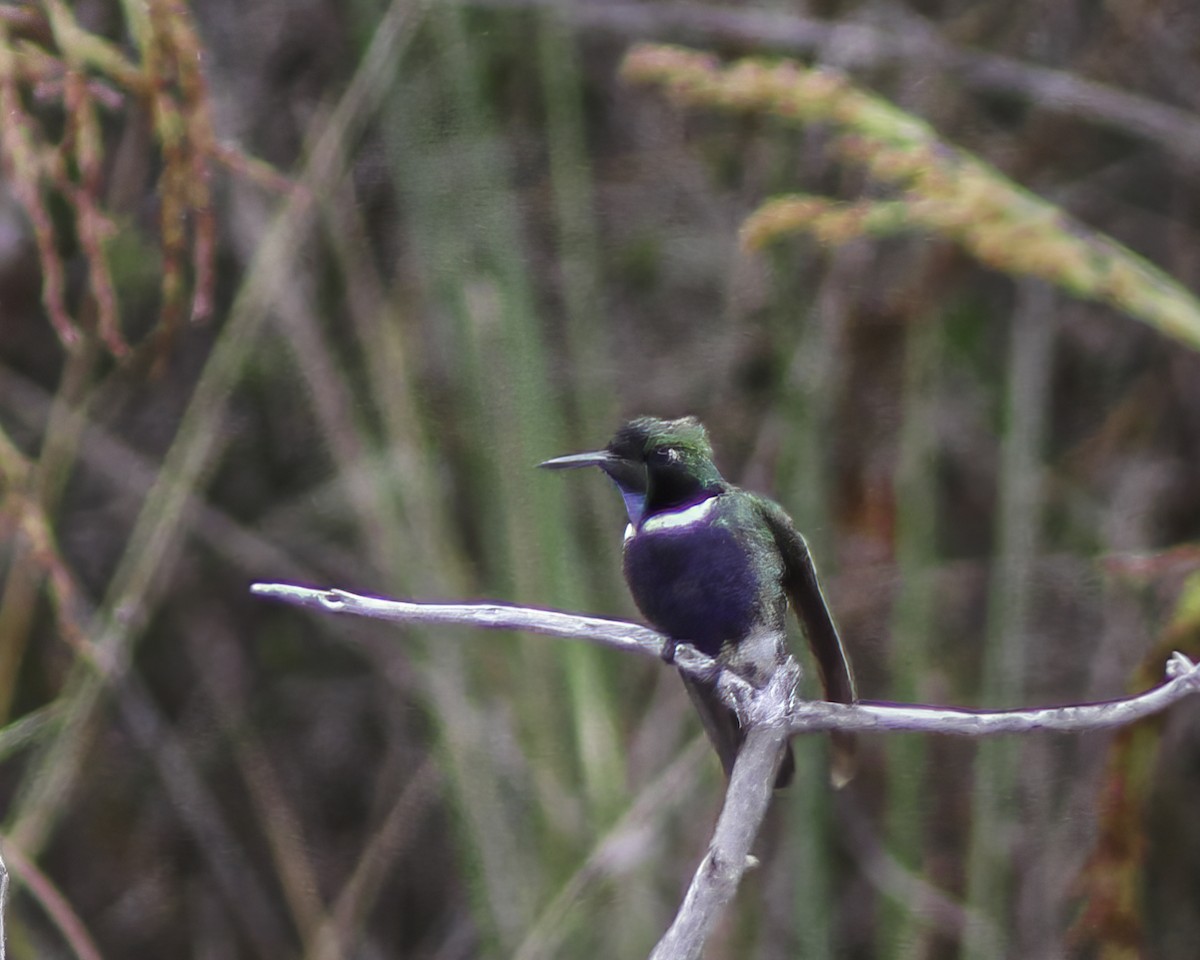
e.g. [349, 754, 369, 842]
[726, 671, 756, 728]
[748, 657, 803, 729]
[659, 636, 678, 664]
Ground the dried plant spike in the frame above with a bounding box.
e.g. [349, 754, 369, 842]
[623, 43, 1200, 354]
[43, 0, 144, 92]
[0, 28, 79, 348]
[741, 196, 911, 249]
[0, 1, 290, 360]
[159, 0, 217, 323]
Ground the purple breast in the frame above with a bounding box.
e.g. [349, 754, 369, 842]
[623, 523, 774, 657]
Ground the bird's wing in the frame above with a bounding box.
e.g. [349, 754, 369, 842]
[756, 496, 858, 786]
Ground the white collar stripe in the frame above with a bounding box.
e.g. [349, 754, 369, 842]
[638, 497, 718, 533]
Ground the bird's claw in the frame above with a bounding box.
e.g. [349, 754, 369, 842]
[748, 658, 802, 728]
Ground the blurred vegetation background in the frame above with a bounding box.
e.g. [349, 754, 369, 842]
[2, 0, 1200, 958]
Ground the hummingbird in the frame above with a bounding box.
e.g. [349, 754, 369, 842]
[541, 416, 857, 788]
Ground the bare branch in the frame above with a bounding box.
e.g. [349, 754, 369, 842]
[649, 724, 788, 960]
[785, 651, 1200, 736]
[252, 583, 1200, 740]
[249, 582, 759, 708]
[251, 582, 1200, 960]
[251, 582, 668, 655]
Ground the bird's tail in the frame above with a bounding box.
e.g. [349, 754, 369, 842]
[829, 730, 856, 790]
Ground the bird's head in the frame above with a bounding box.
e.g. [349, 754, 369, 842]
[540, 416, 726, 522]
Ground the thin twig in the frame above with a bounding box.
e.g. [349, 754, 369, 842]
[307, 756, 442, 960]
[1, 839, 103, 960]
[512, 738, 709, 960]
[835, 794, 999, 942]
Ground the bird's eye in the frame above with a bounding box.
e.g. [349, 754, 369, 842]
[649, 447, 680, 465]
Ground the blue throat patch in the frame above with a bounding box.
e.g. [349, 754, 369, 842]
[613, 482, 646, 525]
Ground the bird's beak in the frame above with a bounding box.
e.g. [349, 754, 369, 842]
[538, 450, 617, 471]
[539, 449, 645, 492]
[540, 449, 647, 524]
